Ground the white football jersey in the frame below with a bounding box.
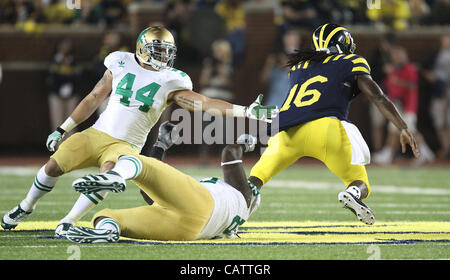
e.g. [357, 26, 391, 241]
[197, 177, 250, 240]
[93, 51, 193, 150]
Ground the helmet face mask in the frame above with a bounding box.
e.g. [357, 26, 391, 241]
[140, 41, 177, 69]
[136, 26, 177, 71]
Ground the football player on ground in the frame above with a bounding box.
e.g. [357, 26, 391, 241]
[248, 23, 419, 225]
[1, 26, 276, 235]
[64, 121, 260, 243]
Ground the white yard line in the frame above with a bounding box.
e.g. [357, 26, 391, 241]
[1, 167, 449, 196]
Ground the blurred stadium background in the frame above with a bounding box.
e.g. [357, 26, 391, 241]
[0, 0, 449, 166]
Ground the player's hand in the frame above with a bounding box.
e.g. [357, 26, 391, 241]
[400, 128, 419, 158]
[248, 180, 261, 216]
[236, 134, 257, 152]
[245, 94, 278, 123]
[46, 130, 64, 152]
[155, 121, 179, 150]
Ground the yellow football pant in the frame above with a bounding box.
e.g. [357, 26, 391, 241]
[51, 127, 140, 173]
[250, 117, 370, 196]
[93, 156, 214, 241]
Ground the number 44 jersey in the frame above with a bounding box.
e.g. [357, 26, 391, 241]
[276, 53, 371, 132]
[93, 51, 193, 150]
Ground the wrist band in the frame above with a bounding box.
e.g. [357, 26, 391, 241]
[56, 127, 66, 134]
[232, 105, 246, 118]
[221, 160, 242, 166]
[60, 117, 77, 133]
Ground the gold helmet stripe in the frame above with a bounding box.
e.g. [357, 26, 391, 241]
[318, 23, 329, 49]
[323, 27, 347, 49]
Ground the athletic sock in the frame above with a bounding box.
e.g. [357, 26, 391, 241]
[111, 155, 143, 180]
[60, 191, 109, 225]
[21, 165, 59, 212]
[95, 217, 120, 234]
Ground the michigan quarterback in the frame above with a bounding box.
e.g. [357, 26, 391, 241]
[2, 26, 276, 234]
[64, 121, 259, 243]
[248, 23, 419, 225]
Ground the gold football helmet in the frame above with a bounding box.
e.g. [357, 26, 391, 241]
[136, 26, 177, 70]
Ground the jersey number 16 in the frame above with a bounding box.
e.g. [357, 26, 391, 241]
[280, 75, 328, 112]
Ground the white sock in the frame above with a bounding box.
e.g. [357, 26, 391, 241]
[21, 165, 59, 212]
[111, 155, 142, 180]
[95, 217, 120, 234]
[60, 191, 108, 225]
[346, 185, 361, 199]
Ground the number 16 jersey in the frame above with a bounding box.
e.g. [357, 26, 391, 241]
[276, 53, 371, 132]
[93, 51, 193, 150]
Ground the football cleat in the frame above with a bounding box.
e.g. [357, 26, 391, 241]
[72, 171, 126, 194]
[1, 204, 33, 230]
[338, 191, 375, 225]
[65, 226, 120, 244]
[55, 222, 74, 238]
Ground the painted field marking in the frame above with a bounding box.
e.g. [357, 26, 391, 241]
[1, 221, 449, 246]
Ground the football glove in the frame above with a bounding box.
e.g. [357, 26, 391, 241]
[154, 121, 179, 151]
[245, 94, 278, 123]
[236, 134, 257, 153]
[46, 128, 65, 152]
[248, 180, 261, 216]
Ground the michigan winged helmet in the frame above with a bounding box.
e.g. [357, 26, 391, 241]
[136, 26, 177, 70]
[312, 23, 356, 55]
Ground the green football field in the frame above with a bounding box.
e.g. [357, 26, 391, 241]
[0, 163, 449, 260]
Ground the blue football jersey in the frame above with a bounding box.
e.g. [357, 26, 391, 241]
[274, 53, 371, 132]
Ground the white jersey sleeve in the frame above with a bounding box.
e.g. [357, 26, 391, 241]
[166, 68, 193, 93]
[104, 51, 126, 75]
[92, 51, 193, 149]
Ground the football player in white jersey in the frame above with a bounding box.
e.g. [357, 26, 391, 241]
[1, 26, 276, 234]
[64, 121, 260, 242]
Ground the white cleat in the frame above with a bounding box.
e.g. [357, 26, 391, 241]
[338, 191, 375, 225]
[1, 204, 33, 230]
[66, 227, 120, 244]
[72, 171, 126, 194]
[55, 222, 74, 238]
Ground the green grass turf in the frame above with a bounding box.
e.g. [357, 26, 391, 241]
[0, 164, 449, 260]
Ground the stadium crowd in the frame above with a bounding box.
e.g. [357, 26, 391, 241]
[0, 0, 449, 29]
[0, 0, 448, 164]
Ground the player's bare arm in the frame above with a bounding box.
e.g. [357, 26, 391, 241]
[45, 70, 113, 152]
[221, 144, 252, 207]
[70, 69, 113, 125]
[357, 74, 419, 158]
[168, 90, 279, 123]
[169, 89, 233, 115]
